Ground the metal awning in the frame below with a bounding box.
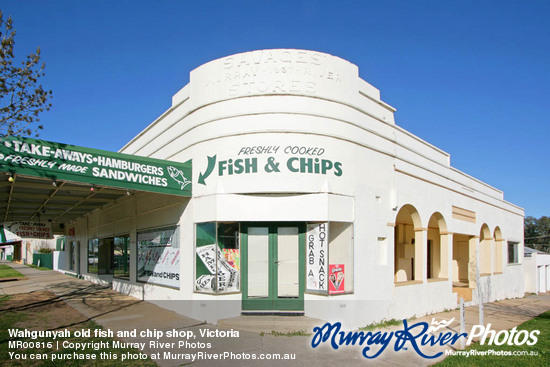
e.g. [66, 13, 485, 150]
[0, 136, 193, 230]
[0, 136, 192, 196]
[1, 173, 130, 225]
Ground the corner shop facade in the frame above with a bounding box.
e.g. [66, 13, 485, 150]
[1, 50, 525, 328]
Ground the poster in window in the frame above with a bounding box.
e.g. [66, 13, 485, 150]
[328, 264, 345, 295]
[195, 244, 239, 292]
[137, 227, 180, 288]
[195, 222, 240, 293]
[306, 223, 328, 292]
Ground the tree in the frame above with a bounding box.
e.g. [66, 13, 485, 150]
[536, 216, 550, 245]
[524, 215, 550, 246]
[524, 216, 538, 245]
[0, 10, 52, 137]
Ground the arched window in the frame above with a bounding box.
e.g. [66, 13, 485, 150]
[394, 205, 423, 283]
[427, 212, 448, 279]
[493, 227, 504, 273]
[479, 224, 492, 275]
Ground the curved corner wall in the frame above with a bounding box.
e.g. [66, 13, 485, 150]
[115, 49, 525, 327]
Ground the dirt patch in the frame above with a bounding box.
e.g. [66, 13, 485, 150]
[0, 291, 95, 366]
[0, 291, 157, 366]
[0, 290, 89, 331]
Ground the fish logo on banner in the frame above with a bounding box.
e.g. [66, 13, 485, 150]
[168, 166, 191, 190]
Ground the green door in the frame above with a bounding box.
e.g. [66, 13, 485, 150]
[241, 223, 305, 311]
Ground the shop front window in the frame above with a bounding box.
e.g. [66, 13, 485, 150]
[137, 227, 180, 288]
[508, 242, 519, 264]
[113, 236, 130, 280]
[56, 236, 65, 251]
[195, 222, 240, 293]
[70, 241, 77, 271]
[87, 239, 99, 274]
[306, 222, 354, 295]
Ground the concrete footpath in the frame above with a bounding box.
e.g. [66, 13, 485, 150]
[1, 261, 550, 366]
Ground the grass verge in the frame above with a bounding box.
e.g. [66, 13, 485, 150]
[260, 330, 311, 337]
[0, 264, 24, 278]
[435, 309, 550, 366]
[25, 264, 51, 271]
[359, 318, 402, 331]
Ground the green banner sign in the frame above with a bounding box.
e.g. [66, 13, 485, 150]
[0, 136, 192, 197]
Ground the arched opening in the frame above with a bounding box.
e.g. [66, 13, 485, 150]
[427, 212, 448, 280]
[394, 205, 423, 283]
[480, 224, 492, 275]
[493, 227, 504, 273]
[452, 233, 477, 301]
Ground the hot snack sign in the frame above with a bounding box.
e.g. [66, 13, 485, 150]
[0, 136, 191, 196]
[307, 223, 328, 292]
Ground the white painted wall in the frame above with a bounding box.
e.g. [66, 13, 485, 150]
[58, 49, 525, 328]
[524, 253, 550, 294]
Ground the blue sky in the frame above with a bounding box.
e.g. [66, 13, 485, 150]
[2, 1, 549, 218]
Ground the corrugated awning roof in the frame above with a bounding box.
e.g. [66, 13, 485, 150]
[1, 172, 129, 225]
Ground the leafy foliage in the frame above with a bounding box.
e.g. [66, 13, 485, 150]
[524, 216, 550, 247]
[37, 246, 53, 254]
[0, 10, 52, 137]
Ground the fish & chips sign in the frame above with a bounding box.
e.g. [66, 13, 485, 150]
[0, 136, 192, 196]
[4, 221, 52, 239]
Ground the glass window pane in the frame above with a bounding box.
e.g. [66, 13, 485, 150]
[247, 227, 269, 298]
[197, 222, 216, 247]
[217, 223, 240, 292]
[195, 222, 217, 293]
[137, 227, 179, 288]
[195, 222, 240, 293]
[277, 227, 299, 297]
[113, 236, 130, 280]
[98, 238, 113, 275]
[508, 242, 519, 264]
[87, 239, 98, 274]
[70, 241, 76, 271]
[328, 222, 354, 294]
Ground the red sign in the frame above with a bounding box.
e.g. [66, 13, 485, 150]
[329, 264, 345, 294]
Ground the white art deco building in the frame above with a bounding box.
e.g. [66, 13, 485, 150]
[55, 49, 524, 328]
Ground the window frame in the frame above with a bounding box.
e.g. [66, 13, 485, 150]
[507, 241, 520, 264]
[136, 226, 180, 289]
[87, 238, 99, 274]
[194, 222, 241, 295]
[112, 235, 131, 281]
[305, 221, 354, 296]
